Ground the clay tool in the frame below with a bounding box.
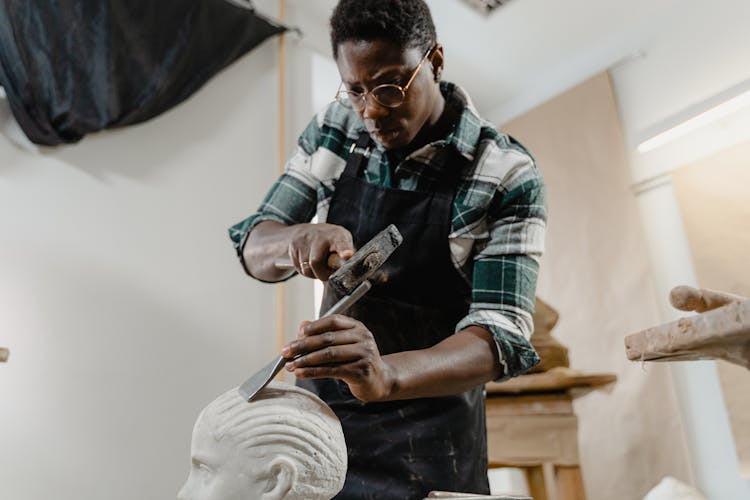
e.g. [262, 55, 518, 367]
[238, 224, 403, 402]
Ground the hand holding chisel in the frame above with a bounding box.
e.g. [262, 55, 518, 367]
[238, 224, 403, 402]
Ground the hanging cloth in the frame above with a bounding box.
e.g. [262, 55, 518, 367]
[0, 0, 285, 146]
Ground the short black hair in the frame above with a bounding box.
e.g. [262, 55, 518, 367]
[330, 0, 437, 59]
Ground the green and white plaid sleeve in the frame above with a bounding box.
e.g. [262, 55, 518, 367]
[227, 111, 331, 272]
[228, 102, 357, 274]
[227, 147, 318, 272]
[454, 140, 547, 380]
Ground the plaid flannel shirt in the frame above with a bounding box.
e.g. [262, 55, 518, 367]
[229, 82, 546, 380]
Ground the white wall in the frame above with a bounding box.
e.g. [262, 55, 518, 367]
[609, 0, 750, 179]
[612, 0, 750, 140]
[0, 41, 284, 499]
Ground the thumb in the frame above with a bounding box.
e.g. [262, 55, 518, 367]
[331, 232, 355, 260]
[297, 320, 312, 339]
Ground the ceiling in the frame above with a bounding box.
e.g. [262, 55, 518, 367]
[258, 0, 750, 169]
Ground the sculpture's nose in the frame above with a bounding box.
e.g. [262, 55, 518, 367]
[176, 480, 190, 500]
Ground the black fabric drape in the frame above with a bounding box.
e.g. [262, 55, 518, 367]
[0, 0, 285, 146]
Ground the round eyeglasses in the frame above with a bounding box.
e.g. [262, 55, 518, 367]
[335, 46, 435, 110]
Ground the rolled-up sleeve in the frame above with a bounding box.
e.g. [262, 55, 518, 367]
[228, 146, 319, 270]
[228, 104, 350, 266]
[455, 171, 547, 380]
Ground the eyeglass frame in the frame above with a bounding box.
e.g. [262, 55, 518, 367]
[335, 44, 437, 110]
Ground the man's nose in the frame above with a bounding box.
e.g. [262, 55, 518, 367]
[361, 94, 389, 120]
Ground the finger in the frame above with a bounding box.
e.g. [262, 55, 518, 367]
[308, 240, 334, 281]
[301, 315, 360, 337]
[296, 320, 313, 339]
[294, 359, 374, 382]
[288, 244, 303, 275]
[292, 362, 357, 380]
[330, 228, 355, 260]
[284, 328, 360, 358]
[294, 247, 313, 278]
[285, 344, 363, 371]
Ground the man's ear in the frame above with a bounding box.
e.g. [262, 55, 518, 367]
[260, 456, 296, 500]
[430, 44, 445, 82]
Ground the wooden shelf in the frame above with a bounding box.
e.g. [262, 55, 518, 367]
[486, 367, 617, 396]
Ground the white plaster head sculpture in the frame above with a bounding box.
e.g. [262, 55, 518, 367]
[178, 382, 347, 500]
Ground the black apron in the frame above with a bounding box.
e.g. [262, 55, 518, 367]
[298, 132, 490, 499]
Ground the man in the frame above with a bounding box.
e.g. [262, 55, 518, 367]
[229, 0, 546, 497]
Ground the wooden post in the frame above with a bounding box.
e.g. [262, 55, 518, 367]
[555, 465, 586, 500]
[524, 466, 548, 500]
[275, 0, 287, 363]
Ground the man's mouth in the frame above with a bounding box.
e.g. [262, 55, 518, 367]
[372, 128, 399, 143]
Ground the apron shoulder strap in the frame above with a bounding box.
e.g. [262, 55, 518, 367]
[342, 131, 373, 178]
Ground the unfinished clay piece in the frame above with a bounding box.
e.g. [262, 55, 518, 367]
[625, 287, 750, 369]
[178, 381, 347, 500]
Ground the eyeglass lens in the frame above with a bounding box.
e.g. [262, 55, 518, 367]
[337, 85, 405, 109]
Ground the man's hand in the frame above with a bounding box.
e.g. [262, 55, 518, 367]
[286, 223, 355, 281]
[282, 316, 395, 402]
[244, 221, 355, 282]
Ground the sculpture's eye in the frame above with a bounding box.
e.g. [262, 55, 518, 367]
[192, 458, 213, 474]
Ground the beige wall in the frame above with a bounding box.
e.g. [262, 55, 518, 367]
[503, 73, 692, 499]
[672, 139, 750, 477]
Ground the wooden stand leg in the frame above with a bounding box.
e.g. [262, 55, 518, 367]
[555, 465, 586, 500]
[525, 465, 548, 500]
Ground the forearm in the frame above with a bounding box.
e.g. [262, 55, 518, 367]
[383, 326, 501, 400]
[243, 220, 299, 281]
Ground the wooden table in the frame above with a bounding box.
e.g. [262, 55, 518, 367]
[485, 368, 616, 500]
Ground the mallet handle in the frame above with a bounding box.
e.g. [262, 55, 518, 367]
[274, 253, 342, 270]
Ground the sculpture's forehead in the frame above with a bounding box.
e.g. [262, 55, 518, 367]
[191, 418, 230, 466]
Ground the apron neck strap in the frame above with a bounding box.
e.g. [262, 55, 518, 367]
[344, 131, 468, 189]
[343, 131, 373, 178]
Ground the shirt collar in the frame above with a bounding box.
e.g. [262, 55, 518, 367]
[440, 81, 483, 161]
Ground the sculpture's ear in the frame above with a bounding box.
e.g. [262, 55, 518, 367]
[260, 456, 296, 500]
